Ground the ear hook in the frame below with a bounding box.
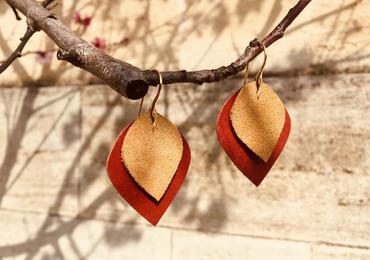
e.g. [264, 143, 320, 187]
[243, 62, 249, 87]
[242, 41, 268, 98]
[137, 96, 145, 117]
[255, 42, 267, 97]
[149, 70, 163, 127]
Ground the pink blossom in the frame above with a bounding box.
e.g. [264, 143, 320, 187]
[73, 12, 82, 23]
[73, 12, 92, 29]
[35, 51, 52, 64]
[82, 16, 92, 28]
[91, 37, 107, 50]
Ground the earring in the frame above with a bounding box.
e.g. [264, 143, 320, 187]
[106, 70, 191, 225]
[217, 42, 291, 186]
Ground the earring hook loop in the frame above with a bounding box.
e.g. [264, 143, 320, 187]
[149, 70, 163, 127]
[242, 41, 268, 98]
[137, 96, 145, 117]
[243, 63, 249, 87]
[255, 42, 267, 97]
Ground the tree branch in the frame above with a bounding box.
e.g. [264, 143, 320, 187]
[4, 0, 311, 99]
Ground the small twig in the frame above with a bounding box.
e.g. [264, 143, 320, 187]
[11, 5, 21, 20]
[143, 0, 312, 86]
[0, 0, 59, 74]
[0, 26, 35, 74]
[42, 0, 57, 9]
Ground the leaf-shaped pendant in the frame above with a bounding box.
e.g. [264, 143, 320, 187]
[107, 112, 191, 225]
[217, 81, 291, 186]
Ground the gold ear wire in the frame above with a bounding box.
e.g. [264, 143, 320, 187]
[243, 62, 249, 87]
[242, 41, 268, 98]
[255, 43, 267, 97]
[137, 96, 145, 117]
[149, 70, 163, 127]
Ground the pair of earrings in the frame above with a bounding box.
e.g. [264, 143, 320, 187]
[106, 43, 291, 225]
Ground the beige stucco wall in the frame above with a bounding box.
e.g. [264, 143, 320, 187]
[0, 74, 369, 259]
[0, 1, 369, 259]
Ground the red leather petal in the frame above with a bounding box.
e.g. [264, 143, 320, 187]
[107, 123, 191, 226]
[217, 89, 291, 186]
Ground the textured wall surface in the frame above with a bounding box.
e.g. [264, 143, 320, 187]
[0, 74, 369, 259]
[0, 0, 370, 259]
